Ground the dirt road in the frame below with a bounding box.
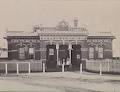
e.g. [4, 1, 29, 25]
[0, 72, 120, 92]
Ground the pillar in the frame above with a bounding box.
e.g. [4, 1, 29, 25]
[16, 63, 19, 74]
[62, 59, 65, 72]
[68, 43, 72, 65]
[28, 62, 31, 74]
[56, 43, 59, 65]
[42, 61, 45, 73]
[5, 63, 8, 74]
[80, 63, 82, 74]
[100, 63, 102, 75]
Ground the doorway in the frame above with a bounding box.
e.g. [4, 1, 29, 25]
[71, 44, 81, 70]
[46, 44, 57, 69]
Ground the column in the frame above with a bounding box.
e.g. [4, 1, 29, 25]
[5, 63, 8, 74]
[42, 61, 45, 73]
[99, 63, 102, 75]
[16, 63, 19, 74]
[68, 43, 72, 65]
[80, 63, 82, 74]
[62, 59, 65, 72]
[75, 40, 78, 45]
[28, 62, 31, 74]
[56, 43, 59, 65]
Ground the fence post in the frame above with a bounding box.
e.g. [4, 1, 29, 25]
[80, 63, 82, 74]
[16, 63, 19, 74]
[107, 59, 110, 72]
[42, 61, 45, 73]
[62, 60, 65, 72]
[28, 62, 31, 74]
[5, 63, 8, 74]
[99, 63, 102, 75]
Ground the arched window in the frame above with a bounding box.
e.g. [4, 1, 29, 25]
[98, 47, 103, 59]
[19, 47, 25, 60]
[89, 47, 94, 59]
[29, 47, 35, 59]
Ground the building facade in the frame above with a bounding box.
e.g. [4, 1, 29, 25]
[5, 19, 115, 69]
[0, 48, 8, 59]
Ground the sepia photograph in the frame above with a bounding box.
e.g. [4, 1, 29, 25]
[0, 0, 120, 92]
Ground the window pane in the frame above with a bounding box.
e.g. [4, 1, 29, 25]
[89, 47, 94, 59]
[98, 47, 103, 58]
[98, 47, 103, 53]
[89, 48, 94, 52]
[29, 48, 34, 54]
[29, 48, 34, 59]
[19, 48, 24, 54]
[19, 48, 25, 59]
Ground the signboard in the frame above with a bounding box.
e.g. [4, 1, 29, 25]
[11, 39, 40, 43]
[49, 48, 54, 55]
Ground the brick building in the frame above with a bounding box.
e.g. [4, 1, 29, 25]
[4, 19, 115, 70]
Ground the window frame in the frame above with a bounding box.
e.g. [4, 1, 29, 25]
[28, 47, 35, 60]
[18, 47, 25, 60]
[98, 46, 104, 59]
[89, 47, 94, 59]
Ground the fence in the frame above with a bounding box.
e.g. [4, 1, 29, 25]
[0, 60, 43, 74]
[86, 59, 120, 74]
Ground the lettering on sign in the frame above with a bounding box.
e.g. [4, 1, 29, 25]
[11, 39, 40, 43]
[40, 36, 86, 40]
[87, 39, 111, 43]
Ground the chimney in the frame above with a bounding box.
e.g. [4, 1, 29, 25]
[74, 18, 78, 27]
[33, 25, 40, 32]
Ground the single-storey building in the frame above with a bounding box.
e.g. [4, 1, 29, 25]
[4, 19, 115, 71]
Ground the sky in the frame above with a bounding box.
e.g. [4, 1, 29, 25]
[0, 0, 120, 56]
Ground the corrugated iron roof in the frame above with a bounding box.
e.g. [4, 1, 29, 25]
[5, 30, 115, 39]
[88, 32, 115, 39]
[5, 31, 38, 37]
[88, 32, 114, 36]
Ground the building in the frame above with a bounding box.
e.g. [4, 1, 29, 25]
[4, 19, 115, 70]
[0, 48, 8, 59]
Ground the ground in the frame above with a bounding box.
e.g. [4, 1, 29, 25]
[0, 71, 120, 92]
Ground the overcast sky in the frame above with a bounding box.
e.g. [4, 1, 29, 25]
[0, 0, 120, 56]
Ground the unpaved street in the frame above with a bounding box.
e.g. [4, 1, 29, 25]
[0, 72, 120, 92]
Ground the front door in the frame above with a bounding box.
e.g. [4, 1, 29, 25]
[46, 45, 57, 69]
[71, 45, 81, 69]
[59, 45, 69, 65]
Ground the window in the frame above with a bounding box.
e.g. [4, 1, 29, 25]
[89, 47, 94, 59]
[98, 47, 103, 58]
[77, 54, 81, 59]
[29, 48, 34, 59]
[19, 47, 25, 59]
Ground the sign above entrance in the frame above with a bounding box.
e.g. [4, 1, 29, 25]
[39, 36, 87, 41]
[10, 39, 40, 43]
